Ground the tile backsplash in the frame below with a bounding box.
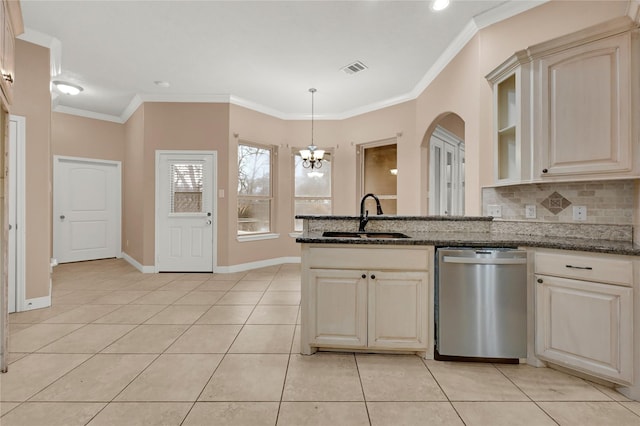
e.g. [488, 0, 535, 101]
[482, 180, 636, 224]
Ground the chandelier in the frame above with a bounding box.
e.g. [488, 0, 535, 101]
[300, 88, 325, 169]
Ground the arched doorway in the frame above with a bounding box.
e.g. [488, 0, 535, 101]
[422, 113, 465, 216]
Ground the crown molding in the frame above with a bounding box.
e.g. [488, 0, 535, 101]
[628, 0, 640, 24]
[53, 105, 125, 123]
[45, 0, 550, 123]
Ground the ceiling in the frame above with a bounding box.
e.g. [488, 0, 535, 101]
[19, 0, 546, 123]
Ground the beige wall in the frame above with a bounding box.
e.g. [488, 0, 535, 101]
[13, 40, 51, 299]
[341, 101, 417, 214]
[123, 107, 145, 263]
[122, 103, 232, 267]
[52, 112, 125, 161]
[228, 104, 296, 266]
[42, 1, 637, 271]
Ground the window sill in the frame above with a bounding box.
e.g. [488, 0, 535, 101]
[237, 233, 280, 242]
[289, 232, 302, 238]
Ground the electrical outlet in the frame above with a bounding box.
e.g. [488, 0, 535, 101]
[573, 206, 587, 221]
[525, 205, 536, 219]
[487, 204, 502, 218]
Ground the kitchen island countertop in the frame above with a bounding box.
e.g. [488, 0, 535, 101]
[295, 216, 640, 256]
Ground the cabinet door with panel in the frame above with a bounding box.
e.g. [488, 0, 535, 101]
[308, 268, 367, 348]
[535, 274, 633, 384]
[535, 31, 634, 178]
[0, 0, 16, 105]
[368, 270, 428, 350]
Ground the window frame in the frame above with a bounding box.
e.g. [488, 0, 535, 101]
[291, 148, 333, 232]
[356, 138, 398, 214]
[237, 140, 277, 237]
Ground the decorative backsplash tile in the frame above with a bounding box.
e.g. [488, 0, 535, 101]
[540, 191, 571, 214]
[482, 180, 636, 224]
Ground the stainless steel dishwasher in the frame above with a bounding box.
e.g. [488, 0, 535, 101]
[436, 248, 527, 361]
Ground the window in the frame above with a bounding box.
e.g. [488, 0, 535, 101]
[293, 151, 332, 231]
[360, 141, 397, 215]
[170, 162, 204, 213]
[237, 142, 274, 235]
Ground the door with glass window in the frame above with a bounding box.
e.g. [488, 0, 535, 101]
[429, 127, 465, 216]
[156, 152, 216, 272]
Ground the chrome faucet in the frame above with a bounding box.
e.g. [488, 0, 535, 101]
[359, 193, 384, 231]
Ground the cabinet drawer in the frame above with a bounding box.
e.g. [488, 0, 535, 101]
[534, 251, 632, 287]
[307, 246, 429, 270]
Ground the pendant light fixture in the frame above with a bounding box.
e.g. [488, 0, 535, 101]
[300, 88, 325, 169]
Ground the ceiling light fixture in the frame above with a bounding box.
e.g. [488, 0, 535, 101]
[53, 81, 83, 96]
[431, 0, 450, 11]
[300, 88, 325, 170]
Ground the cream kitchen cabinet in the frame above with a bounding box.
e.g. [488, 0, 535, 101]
[368, 270, 428, 350]
[307, 268, 368, 348]
[0, 0, 21, 106]
[533, 26, 638, 180]
[301, 245, 432, 357]
[486, 16, 639, 186]
[534, 249, 634, 385]
[486, 52, 533, 185]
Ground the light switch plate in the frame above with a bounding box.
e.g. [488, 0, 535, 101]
[487, 204, 502, 218]
[525, 205, 536, 219]
[573, 206, 587, 221]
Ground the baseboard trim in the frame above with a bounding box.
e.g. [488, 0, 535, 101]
[22, 295, 51, 311]
[121, 252, 155, 273]
[121, 252, 300, 274]
[214, 256, 301, 273]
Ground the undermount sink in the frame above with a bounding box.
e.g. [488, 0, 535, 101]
[322, 231, 410, 239]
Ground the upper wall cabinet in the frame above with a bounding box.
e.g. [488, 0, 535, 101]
[0, 0, 23, 107]
[533, 26, 637, 180]
[486, 52, 533, 185]
[487, 16, 639, 185]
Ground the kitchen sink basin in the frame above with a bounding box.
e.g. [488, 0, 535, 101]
[322, 231, 410, 239]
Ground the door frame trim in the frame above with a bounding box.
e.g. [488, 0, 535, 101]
[52, 155, 122, 263]
[154, 150, 218, 273]
[428, 125, 465, 215]
[8, 116, 26, 312]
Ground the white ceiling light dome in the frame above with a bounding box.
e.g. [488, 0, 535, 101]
[53, 81, 84, 96]
[432, 0, 450, 11]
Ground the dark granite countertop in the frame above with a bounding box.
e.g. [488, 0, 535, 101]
[295, 215, 493, 221]
[296, 231, 640, 256]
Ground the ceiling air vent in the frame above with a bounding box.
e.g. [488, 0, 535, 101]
[341, 60, 368, 75]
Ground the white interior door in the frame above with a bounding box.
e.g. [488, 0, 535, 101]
[7, 116, 25, 313]
[156, 151, 216, 272]
[53, 156, 121, 263]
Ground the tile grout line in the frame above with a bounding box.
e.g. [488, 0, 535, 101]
[491, 363, 561, 425]
[353, 353, 373, 426]
[420, 358, 469, 425]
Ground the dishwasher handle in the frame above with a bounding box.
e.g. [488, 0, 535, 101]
[442, 256, 527, 265]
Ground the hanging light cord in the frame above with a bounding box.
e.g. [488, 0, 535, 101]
[310, 88, 316, 148]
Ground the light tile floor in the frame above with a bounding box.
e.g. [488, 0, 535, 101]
[1, 258, 639, 425]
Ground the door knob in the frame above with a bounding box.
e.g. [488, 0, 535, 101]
[60, 215, 66, 220]
[206, 219, 212, 225]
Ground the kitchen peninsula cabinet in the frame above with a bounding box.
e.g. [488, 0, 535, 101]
[301, 245, 433, 357]
[534, 249, 635, 385]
